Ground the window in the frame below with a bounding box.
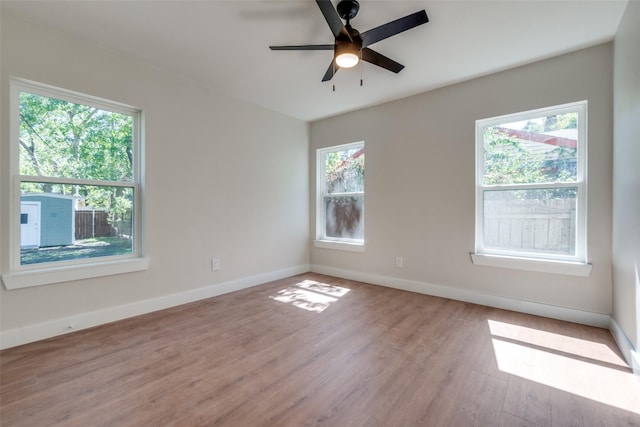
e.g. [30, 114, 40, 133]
[3, 78, 148, 289]
[474, 101, 590, 275]
[315, 142, 365, 251]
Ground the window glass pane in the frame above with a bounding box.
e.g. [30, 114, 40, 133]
[324, 195, 364, 240]
[19, 92, 133, 182]
[325, 146, 364, 193]
[20, 183, 134, 265]
[483, 188, 577, 256]
[483, 112, 578, 185]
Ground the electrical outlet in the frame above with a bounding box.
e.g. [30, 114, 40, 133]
[212, 258, 221, 271]
[396, 256, 403, 268]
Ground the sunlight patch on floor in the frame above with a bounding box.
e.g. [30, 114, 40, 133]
[488, 319, 628, 367]
[489, 320, 640, 414]
[269, 280, 350, 313]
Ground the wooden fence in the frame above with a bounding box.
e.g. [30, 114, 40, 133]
[484, 198, 575, 255]
[75, 210, 115, 239]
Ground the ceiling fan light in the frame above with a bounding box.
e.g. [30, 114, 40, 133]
[335, 41, 361, 69]
[336, 52, 360, 68]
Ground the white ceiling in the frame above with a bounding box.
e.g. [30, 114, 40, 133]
[3, 0, 628, 122]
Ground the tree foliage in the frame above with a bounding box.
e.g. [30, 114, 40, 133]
[325, 147, 364, 193]
[483, 126, 576, 186]
[19, 92, 134, 234]
[483, 128, 547, 185]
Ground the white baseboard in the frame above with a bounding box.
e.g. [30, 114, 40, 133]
[310, 264, 611, 328]
[609, 317, 640, 375]
[2, 264, 620, 354]
[0, 264, 310, 350]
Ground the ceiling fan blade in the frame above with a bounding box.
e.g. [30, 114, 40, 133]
[270, 44, 334, 51]
[322, 61, 338, 82]
[361, 48, 404, 73]
[316, 0, 351, 41]
[360, 10, 428, 48]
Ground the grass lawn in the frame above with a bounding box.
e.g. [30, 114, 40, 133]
[21, 237, 133, 265]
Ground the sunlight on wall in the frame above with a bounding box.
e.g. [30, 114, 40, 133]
[269, 280, 350, 313]
[489, 320, 640, 415]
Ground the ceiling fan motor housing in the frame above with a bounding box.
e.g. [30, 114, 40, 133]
[337, 0, 360, 21]
[335, 38, 362, 60]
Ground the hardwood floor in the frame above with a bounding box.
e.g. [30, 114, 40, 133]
[1, 273, 639, 426]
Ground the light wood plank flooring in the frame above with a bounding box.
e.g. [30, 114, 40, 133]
[2, 273, 639, 426]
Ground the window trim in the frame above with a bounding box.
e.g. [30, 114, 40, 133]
[315, 141, 365, 251]
[473, 101, 590, 274]
[2, 77, 148, 289]
[470, 253, 592, 277]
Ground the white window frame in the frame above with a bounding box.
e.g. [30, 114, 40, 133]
[472, 101, 591, 276]
[2, 78, 149, 290]
[314, 141, 365, 252]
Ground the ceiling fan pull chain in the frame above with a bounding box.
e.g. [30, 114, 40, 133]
[333, 84, 336, 92]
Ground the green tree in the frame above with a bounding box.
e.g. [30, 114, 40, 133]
[544, 112, 577, 131]
[325, 147, 364, 193]
[483, 128, 547, 185]
[483, 127, 577, 188]
[19, 92, 134, 236]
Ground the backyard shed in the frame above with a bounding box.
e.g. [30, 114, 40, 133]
[21, 193, 75, 248]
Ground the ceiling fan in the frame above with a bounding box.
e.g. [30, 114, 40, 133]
[269, 0, 429, 82]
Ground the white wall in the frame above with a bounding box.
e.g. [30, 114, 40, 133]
[0, 6, 626, 351]
[612, 0, 640, 370]
[0, 11, 310, 345]
[310, 43, 613, 319]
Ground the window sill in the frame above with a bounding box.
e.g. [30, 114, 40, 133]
[314, 240, 365, 253]
[470, 253, 592, 277]
[2, 257, 151, 290]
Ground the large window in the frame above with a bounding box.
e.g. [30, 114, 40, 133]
[4, 78, 147, 289]
[474, 102, 588, 272]
[315, 142, 365, 250]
